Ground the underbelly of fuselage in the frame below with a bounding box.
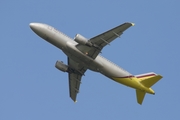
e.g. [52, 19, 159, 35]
[112, 77, 143, 89]
[62, 42, 153, 93]
[63, 41, 102, 72]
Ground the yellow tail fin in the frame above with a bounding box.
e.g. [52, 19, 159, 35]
[135, 73, 163, 104]
[136, 89, 146, 105]
[140, 75, 162, 88]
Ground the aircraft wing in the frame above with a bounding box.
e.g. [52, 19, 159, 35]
[76, 22, 134, 59]
[68, 57, 87, 102]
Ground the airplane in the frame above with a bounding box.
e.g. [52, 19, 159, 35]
[29, 22, 162, 104]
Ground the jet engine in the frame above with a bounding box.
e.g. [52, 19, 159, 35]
[74, 34, 92, 47]
[55, 61, 68, 72]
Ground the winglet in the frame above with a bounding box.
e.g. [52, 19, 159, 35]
[131, 23, 135, 26]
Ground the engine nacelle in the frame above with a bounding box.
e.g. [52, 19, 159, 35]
[55, 61, 68, 72]
[74, 34, 92, 46]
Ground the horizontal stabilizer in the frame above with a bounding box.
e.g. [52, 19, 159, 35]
[136, 89, 146, 105]
[140, 75, 162, 88]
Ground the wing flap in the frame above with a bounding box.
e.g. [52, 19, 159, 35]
[90, 22, 134, 47]
[68, 58, 87, 102]
[69, 73, 81, 102]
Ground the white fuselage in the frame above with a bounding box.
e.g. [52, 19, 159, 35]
[29, 23, 132, 80]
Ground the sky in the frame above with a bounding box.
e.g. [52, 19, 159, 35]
[0, 0, 180, 119]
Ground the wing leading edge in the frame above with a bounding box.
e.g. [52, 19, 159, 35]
[76, 22, 134, 59]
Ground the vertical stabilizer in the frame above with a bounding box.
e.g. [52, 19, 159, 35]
[136, 89, 146, 105]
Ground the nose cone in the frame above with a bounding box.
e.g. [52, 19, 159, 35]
[29, 22, 46, 37]
[29, 22, 49, 40]
[29, 23, 39, 31]
[29, 23, 34, 28]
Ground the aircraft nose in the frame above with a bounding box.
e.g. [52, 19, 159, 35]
[29, 22, 45, 35]
[29, 22, 48, 40]
[29, 23, 39, 31]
